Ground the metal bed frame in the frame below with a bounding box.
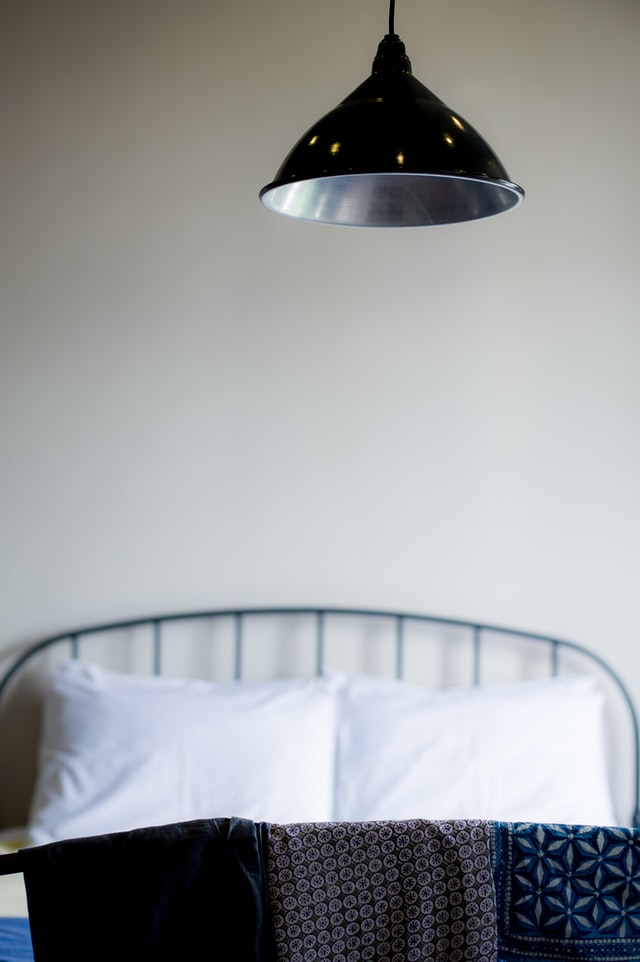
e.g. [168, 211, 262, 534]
[0, 605, 638, 881]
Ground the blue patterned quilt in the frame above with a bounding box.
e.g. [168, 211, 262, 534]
[492, 822, 640, 962]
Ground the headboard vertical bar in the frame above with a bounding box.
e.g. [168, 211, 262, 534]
[315, 611, 325, 676]
[395, 616, 405, 679]
[551, 640, 559, 676]
[234, 613, 243, 681]
[472, 627, 482, 685]
[153, 621, 162, 676]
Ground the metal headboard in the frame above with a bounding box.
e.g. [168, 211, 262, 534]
[0, 606, 638, 828]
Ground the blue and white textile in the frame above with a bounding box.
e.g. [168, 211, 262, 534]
[492, 822, 640, 962]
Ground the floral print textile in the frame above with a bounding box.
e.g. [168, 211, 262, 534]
[267, 819, 498, 962]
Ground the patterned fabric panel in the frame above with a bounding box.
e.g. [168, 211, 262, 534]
[492, 822, 640, 962]
[267, 819, 498, 962]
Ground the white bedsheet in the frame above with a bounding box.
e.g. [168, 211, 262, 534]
[0, 831, 28, 917]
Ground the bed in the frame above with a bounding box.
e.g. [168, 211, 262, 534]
[0, 605, 638, 962]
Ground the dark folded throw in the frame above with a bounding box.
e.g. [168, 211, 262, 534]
[19, 817, 275, 962]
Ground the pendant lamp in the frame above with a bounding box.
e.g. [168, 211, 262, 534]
[259, 0, 524, 228]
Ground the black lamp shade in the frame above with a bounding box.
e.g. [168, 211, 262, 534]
[260, 35, 524, 228]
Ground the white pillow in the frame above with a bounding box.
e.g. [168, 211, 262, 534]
[28, 660, 340, 845]
[335, 673, 617, 826]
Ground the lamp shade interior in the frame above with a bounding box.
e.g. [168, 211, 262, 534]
[261, 173, 523, 229]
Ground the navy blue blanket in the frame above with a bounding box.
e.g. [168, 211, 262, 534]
[492, 822, 640, 962]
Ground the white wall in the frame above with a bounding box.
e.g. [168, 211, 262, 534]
[1, 0, 639, 760]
